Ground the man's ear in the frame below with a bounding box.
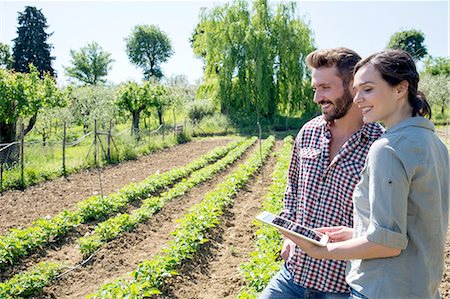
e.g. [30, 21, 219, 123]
[396, 80, 409, 99]
[348, 79, 356, 97]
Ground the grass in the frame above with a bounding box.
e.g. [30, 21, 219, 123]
[0, 127, 191, 192]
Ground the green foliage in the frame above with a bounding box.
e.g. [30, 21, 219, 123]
[0, 261, 65, 298]
[419, 73, 450, 121]
[89, 136, 275, 298]
[424, 56, 450, 76]
[192, 0, 314, 120]
[386, 29, 427, 61]
[0, 66, 66, 143]
[117, 81, 170, 134]
[64, 42, 114, 85]
[187, 99, 215, 123]
[0, 43, 13, 69]
[69, 84, 117, 132]
[237, 136, 293, 298]
[125, 24, 174, 80]
[12, 6, 55, 77]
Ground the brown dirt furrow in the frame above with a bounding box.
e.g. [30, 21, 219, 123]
[35, 140, 261, 299]
[157, 140, 283, 299]
[0, 137, 233, 234]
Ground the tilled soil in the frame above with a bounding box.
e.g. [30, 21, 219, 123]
[33, 139, 262, 298]
[1, 136, 449, 298]
[156, 141, 283, 299]
[0, 137, 233, 234]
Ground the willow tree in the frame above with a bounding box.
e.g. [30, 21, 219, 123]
[191, 0, 315, 122]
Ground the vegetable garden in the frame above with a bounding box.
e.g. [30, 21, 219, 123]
[0, 136, 448, 298]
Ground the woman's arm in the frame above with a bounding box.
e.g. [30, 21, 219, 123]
[281, 231, 401, 260]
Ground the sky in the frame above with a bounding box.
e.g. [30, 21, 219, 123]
[0, 0, 449, 86]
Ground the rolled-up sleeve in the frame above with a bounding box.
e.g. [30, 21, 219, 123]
[366, 142, 410, 249]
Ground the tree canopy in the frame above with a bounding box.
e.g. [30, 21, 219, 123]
[386, 29, 428, 61]
[0, 66, 65, 145]
[191, 0, 315, 122]
[12, 6, 55, 77]
[125, 25, 174, 80]
[116, 81, 169, 135]
[64, 42, 114, 85]
[0, 43, 13, 70]
[424, 56, 450, 77]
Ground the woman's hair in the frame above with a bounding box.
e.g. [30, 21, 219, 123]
[306, 47, 361, 90]
[354, 49, 431, 118]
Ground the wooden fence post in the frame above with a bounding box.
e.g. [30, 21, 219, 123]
[62, 122, 67, 177]
[173, 108, 176, 140]
[162, 116, 165, 143]
[107, 120, 112, 163]
[94, 119, 98, 166]
[20, 122, 24, 189]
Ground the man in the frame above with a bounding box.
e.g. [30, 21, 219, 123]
[259, 48, 384, 298]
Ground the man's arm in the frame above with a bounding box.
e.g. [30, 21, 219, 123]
[279, 134, 302, 222]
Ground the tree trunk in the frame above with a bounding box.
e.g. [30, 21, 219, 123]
[0, 120, 19, 165]
[157, 109, 163, 126]
[23, 113, 37, 136]
[132, 110, 140, 136]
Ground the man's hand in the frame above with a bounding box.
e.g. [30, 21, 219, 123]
[315, 226, 353, 242]
[280, 238, 296, 261]
[280, 230, 323, 259]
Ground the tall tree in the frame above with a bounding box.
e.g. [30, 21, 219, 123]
[12, 6, 55, 77]
[125, 25, 173, 80]
[191, 0, 314, 120]
[387, 29, 427, 61]
[0, 43, 13, 69]
[64, 42, 114, 85]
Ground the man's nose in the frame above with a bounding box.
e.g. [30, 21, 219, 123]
[313, 91, 322, 104]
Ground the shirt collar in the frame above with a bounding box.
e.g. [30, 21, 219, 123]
[386, 116, 434, 134]
[320, 116, 384, 141]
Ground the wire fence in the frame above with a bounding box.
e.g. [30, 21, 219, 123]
[0, 119, 189, 193]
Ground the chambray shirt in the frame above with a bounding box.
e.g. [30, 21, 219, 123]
[347, 117, 450, 299]
[281, 115, 384, 293]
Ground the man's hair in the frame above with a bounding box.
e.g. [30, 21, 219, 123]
[306, 47, 361, 88]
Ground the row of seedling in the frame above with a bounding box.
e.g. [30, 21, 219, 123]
[237, 136, 293, 298]
[0, 138, 246, 270]
[87, 136, 275, 298]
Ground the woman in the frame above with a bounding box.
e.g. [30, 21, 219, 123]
[283, 50, 449, 299]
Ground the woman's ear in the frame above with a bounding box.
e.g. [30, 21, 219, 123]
[396, 80, 409, 98]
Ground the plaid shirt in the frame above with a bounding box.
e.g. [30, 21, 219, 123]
[280, 115, 384, 293]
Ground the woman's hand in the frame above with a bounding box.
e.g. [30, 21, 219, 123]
[315, 226, 353, 242]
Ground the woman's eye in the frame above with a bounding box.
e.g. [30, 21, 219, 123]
[364, 87, 372, 92]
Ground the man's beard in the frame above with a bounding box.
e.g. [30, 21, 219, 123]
[320, 88, 354, 122]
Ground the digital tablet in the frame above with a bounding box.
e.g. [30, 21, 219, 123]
[256, 211, 329, 247]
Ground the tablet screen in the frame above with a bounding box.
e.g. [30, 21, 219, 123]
[272, 216, 323, 242]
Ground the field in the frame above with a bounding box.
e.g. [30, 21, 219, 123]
[0, 136, 448, 298]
